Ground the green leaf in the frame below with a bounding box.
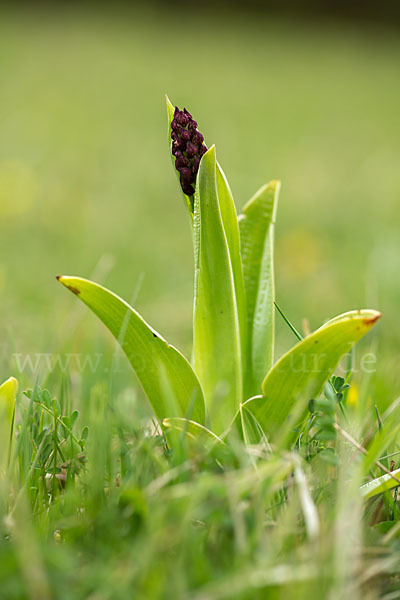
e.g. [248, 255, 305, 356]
[57, 276, 205, 424]
[0, 376, 18, 472]
[193, 146, 242, 433]
[245, 310, 381, 442]
[238, 181, 280, 398]
[0, 377, 17, 425]
[165, 95, 194, 217]
[360, 468, 400, 499]
[216, 164, 247, 375]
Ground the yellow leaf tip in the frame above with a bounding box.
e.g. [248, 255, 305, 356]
[1, 376, 18, 390]
[363, 311, 381, 326]
[56, 276, 81, 295]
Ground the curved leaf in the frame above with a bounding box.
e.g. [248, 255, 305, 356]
[238, 181, 280, 398]
[245, 310, 381, 441]
[57, 276, 205, 424]
[193, 146, 242, 433]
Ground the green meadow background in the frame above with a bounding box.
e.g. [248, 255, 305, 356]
[0, 6, 399, 407]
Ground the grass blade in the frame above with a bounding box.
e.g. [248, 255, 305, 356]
[361, 468, 400, 499]
[162, 417, 226, 449]
[294, 460, 320, 540]
[240, 401, 270, 448]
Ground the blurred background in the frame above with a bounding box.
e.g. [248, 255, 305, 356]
[0, 3, 399, 409]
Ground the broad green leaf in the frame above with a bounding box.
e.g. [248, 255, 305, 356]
[216, 164, 247, 374]
[360, 468, 400, 499]
[238, 181, 280, 398]
[165, 95, 194, 217]
[0, 376, 18, 473]
[193, 146, 242, 433]
[245, 310, 381, 442]
[57, 276, 205, 424]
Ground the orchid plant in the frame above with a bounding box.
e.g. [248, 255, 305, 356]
[57, 98, 380, 448]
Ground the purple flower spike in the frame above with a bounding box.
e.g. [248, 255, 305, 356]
[171, 106, 207, 199]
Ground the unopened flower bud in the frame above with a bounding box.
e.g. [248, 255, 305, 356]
[186, 142, 198, 159]
[191, 131, 204, 145]
[170, 105, 207, 200]
[180, 167, 194, 184]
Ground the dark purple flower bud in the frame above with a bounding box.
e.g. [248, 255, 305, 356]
[181, 180, 195, 196]
[180, 167, 194, 184]
[172, 138, 185, 153]
[170, 105, 207, 199]
[187, 120, 198, 132]
[174, 157, 183, 172]
[174, 107, 191, 126]
[191, 130, 204, 145]
[181, 129, 191, 142]
[177, 115, 190, 128]
[172, 144, 181, 157]
[186, 142, 198, 158]
[175, 155, 190, 170]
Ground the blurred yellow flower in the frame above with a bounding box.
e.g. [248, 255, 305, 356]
[347, 384, 359, 408]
